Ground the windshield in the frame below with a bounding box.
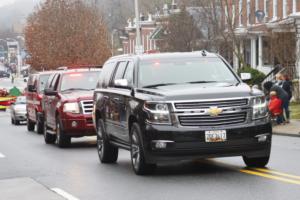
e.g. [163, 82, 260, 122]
[15, 96, 26, 104]
[39, 74, 50, 92]
[60, 71, 100, 91]
[138, 57, 239, 88]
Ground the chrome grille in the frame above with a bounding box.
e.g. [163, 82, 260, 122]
[174, 99, 248, 110]
[178, 112, 247, 127]
[80, 100, 93, 115]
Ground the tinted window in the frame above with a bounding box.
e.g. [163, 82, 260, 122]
[38, 74, 50, 92]
[123, 61, 134, 86]
[98, 62, 116, 88]
[60, 71, 100, 91]
[138, 57, 238, 87]
[113, 61, 128, 82]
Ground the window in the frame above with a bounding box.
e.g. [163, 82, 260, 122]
[123, 61, 135, 86]
[60, 72, 100, 91]
[98, 62, 116, 88]
[49, 74, 59, 90]
[38, 74, 50, 92]
[113, 62, 128, 82]
[264, 0, 269, 17]
[138, 57, 239, 88]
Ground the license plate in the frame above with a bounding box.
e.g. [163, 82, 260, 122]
[205, 130, 227, 142]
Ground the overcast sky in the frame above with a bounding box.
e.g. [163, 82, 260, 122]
[0, 0, 16, 8]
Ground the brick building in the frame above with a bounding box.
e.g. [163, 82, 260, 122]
[121, 0, 180, 54]
[225, 0, 300, 79]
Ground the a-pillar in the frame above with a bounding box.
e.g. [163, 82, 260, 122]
[251, 37, 257, 68]
[258, 35, 263, 68]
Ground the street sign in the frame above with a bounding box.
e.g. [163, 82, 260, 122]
[255, 10, 265, 23]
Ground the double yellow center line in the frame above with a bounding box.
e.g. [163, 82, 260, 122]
[240, 168, 300, 185]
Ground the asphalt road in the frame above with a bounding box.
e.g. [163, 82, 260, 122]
[0, 111, 300, 200]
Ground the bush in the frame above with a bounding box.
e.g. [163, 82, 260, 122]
[238, 67, 265, 86]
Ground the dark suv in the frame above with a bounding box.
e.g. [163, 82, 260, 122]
[93, 52, 272, 175]
[42, 68, 101, 147]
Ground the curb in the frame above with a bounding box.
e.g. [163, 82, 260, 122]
[273, 132, 300, 138]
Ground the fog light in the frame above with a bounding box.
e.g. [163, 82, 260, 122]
[152, 140, 174, 149]
[256, 134, 269, 142]
[71, 121, 78, 128]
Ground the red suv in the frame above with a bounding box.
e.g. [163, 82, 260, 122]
[27, 71, 53, 134]
[42, 68, 101, 147]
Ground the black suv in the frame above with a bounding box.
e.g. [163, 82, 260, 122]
[93, 52, 272, 175]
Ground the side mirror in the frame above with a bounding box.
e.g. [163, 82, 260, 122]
[44, 88, 58, 96]
[28, 85, 37, 92]
[240, 73, 252, 81]
[114, 79, 129, 88]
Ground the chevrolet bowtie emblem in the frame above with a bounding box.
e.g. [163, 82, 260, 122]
[208, 107, 223, 117]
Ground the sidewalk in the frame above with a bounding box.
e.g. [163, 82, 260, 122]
[0, 177, 65, 200]
[272, 120, 300, 137]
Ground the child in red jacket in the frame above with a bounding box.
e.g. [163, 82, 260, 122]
[268, 91, 283, 124]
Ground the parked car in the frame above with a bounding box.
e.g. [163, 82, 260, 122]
[0, 70, 10, 78]
[11, 96, 27, 125]
[42, 68, 101, 147]
[93, 51, 272, 175]
[26, 71, 53, 134]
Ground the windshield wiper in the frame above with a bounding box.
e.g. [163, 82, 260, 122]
[143, 83, 178, 88]
[187, 81, 217, 84]
[61, 88, 90, 92]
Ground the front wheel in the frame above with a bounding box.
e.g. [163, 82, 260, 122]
[243, 156, 270, 168]
[97, 119, 118, 163]
[36, 117, 43, 134]
[56, 118, 71, 148]
[44, 120, 56, 144]
[27, 118, 35, 131]
[130, 123, 156, 175]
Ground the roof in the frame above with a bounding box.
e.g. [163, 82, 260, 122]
[108, 51, 218, 62]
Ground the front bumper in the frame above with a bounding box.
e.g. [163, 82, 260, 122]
[14, 112, 27, 121]
[61, 114, 96, 137]
[142, 122, 272, 164]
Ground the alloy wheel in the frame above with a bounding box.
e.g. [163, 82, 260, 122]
[97, 123, 104, 159]
[131, 131, 140, 171]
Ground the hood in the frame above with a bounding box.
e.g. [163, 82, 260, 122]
[136, 83, 263, 101]
[60, 90, 94, 102]
[13, 104, 26, 111]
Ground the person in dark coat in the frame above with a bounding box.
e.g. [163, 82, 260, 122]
[281, 75, 293, 123]
[263, 81, 289, 123]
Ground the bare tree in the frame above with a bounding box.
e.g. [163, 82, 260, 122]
[157, 6, 202, 52]
[25, 0, 111, 70]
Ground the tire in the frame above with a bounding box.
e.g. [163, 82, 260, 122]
[27, 118, 35, 131]
[11, 118, 15, 125]
[130, 123, 156, 175]
[15, 119, 20, 125]
[44, 120, 56, 144]
[243, 156, 270, 168]
[36, 115, 43, 134]
[55, 117, 71, 148]
[97, 119, 118, 163]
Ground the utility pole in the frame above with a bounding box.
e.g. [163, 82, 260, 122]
[134, 0, 143, 54]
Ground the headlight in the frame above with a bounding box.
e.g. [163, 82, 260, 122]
[252, 96, 268, 120]
[144, 102, 171, 125]
[63, 102, 80, 114]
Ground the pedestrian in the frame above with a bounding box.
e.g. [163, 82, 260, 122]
[11, 73, 15, 84]
[274, 73, 283, 86]
[263, 81, 289, 124]
[268, 91, 283, 125]
[281, 74, 293, 123]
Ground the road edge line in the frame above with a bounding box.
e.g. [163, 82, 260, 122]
[51, 188, 80, 200]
